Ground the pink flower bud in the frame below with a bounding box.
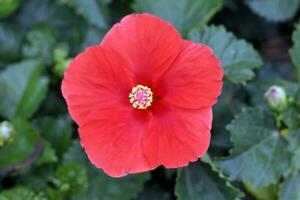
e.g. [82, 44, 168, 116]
[264, 86, 288, 112]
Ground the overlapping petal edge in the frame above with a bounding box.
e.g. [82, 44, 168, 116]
[62, 13, 223, 177]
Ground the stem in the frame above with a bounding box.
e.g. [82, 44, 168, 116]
[275, 113, 283, 129]
[0, 141, 44, 179]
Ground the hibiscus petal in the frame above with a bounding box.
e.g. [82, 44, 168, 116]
[78, 105, 152, 177]
[62, 46, 132, 126]
[157, 41, 223, 109]
[142, 106, 212, 168]
[79, 105, 212, 176]
[62, 14, 222, 177]
[101, 13, 183, 85]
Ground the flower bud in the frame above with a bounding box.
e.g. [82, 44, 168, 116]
[0, 121, 15, 147]
[264, 86, 288, 112]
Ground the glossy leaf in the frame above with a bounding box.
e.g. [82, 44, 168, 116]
[218, 107, 291, 188]
[290, 21, 300, 80]
[175, 155, 244, 200]
[60, 0, 111, 29]
[245, 0, 300, 22]
[279, 174, 300, 200]
[16, 0, 85, 54]
[0, 0, 22, 19]
[80, 26, 107, 50]
[0, 119, 38, 168]
[282, 108, 300, 129]
[286, 129, 300, 173]
[22, 24, 57, 65]
[63, 140, 150, 200]
[0, 119, 56, 168]
[189, 25, 262, 84]
[0, 23, 22, 63]
[0, 60, 48, 119]
[36, 142, 58, 165]
[32, 116, 72, 158]
[136, 185, 171, 200]
[133, 0, 222, 34]
[17, 165, 57, 192]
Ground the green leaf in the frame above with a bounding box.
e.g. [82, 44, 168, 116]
[55, 163, 88, 195]
[32, 116, 72, 158]
[189, 25, 262, 84]
[48, 163, 88, 199]
[136, 185, 171, 200]
[80, 26, 106, 50]
[0, 0, 22, 19]
[289, 21, 300, 80]
[17, 165, 57, 191]
[0, 60, 48, 119]
[245, 0, 300, 22]
[133, 0, 222, 34]
[279, 174, 300, 200]
[283, 82, 300, 102]
[175, 155, 244, 200]
[63, 140, 150, 200]
[0, 119, 39, 167]
[39, 91, 68, 116]
[286, 129, 300, 173]
[218, 107, 291, 188]
[0, 23, 23, 63]
[280, 82, 300, 111]
[16, 0, 81, 29]
[0, 119, 56, 168]
[282, 108, 300, 129]
[36, 142, 58, 165]
[22, 24, 57, 66]
[60, 0, 111, 29]
[16, 0, 85, 54]
[0, 186, 47, 200]
[244, 182, 279, 200]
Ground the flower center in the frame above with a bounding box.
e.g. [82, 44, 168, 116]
[129, 85, 153, 109]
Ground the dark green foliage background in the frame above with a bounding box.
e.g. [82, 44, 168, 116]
[0, 0, 299, 199]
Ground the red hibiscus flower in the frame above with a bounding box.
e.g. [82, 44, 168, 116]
[62, 14, 223, 177]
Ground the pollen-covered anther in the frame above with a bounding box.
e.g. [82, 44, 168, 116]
[129, 85, 153, 109]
